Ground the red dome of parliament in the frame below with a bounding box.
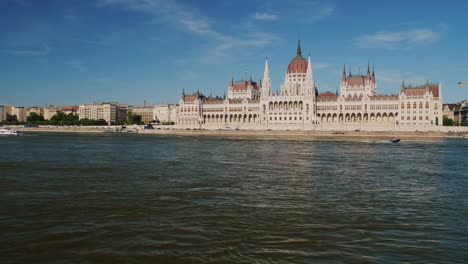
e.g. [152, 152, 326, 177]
[287, 40, 307, 74]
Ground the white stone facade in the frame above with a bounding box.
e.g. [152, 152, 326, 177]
[177, 42, 443, 131]
[154, 103, 178, 123]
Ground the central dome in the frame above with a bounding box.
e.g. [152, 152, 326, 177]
[287, 40, 307, 74]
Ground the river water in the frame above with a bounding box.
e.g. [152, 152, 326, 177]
[1, 133, 467, 263]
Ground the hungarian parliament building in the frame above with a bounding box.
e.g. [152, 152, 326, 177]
[177, 41, 443, 131]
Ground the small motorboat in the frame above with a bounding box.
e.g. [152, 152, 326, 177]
[389, 138, 400, 143]
[0, 127, 21, 136]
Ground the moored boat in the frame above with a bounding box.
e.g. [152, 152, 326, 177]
[0, 127, 21, 136]
[389, 138, 400, 143]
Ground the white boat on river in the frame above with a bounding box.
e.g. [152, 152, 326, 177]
[0, 127, 21, 136]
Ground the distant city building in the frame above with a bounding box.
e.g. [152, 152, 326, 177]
[43, 106, 58, 120]
[11, 106, 27, 122]
[154, 103, 178, 123]
[0, 105, 6, 121]
[453, 100, 468, 125]
[78, 102, 127, 125]
[129, 105, 154, 123]
[26, 106, 45, 117]
[59, 105, 79, 115]
[177, 41, 443, 131]
[443, 103, 456, 121]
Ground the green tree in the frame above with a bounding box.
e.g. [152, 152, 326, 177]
[27, 112, 45, 123]
[6, 114, 18, 123]
[127, 112, 142, 125]
[443, 115, 454, 126]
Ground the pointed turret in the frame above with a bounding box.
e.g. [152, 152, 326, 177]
[182, 88, 186, 99]
[342, 64, 347, 82]
[366, 62, 371, 80]
[305, 53, 314, 95]
[229, 75, 234, 86]
[401, 80, 405, 92]
[336, 87, 339, 96]
[262, 57, 271, 98]
[349, 67, 352, 77]
[371, 65, 375, 83]
[296, 39, 302, 56]
[248, 73, 252, 86]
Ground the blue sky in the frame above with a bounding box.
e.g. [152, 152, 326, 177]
[1, 0, 467, 106]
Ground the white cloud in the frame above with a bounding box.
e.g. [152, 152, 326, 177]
[98, 0, 279, 62]
[70, 61, 86, 72]
[356, 29, 440, 49]
[0, 45, 51, 56]
[254, 12, 278, 21]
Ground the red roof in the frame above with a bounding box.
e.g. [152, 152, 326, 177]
[346, 76, 365, 86]
[319, 92, 337, 97]
[401, 83, 439, 98]
[233, 81, 259, 92]
[287, 55, 308, 74]
[204, 98, 224, 104]
[59, 105, 79, 111]
[183, 94, 199, 103]
[317, 92, 338, 101]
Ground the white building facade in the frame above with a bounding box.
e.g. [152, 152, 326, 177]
[177, 41, 443, 131]
[154, 103, 178, 124]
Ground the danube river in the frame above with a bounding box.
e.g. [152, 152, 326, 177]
[1, 133, 467, 263]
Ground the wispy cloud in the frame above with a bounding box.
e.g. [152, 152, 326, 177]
[356, 29, 441, 49]
[254, 12, 278, 21]
[98, 0, 279, 61]
[70, 61, 87, 72]
[0, 45, 51, 56]
[98, 0, 220, 37]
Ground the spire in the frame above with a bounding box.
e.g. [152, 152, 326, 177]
[342, 64, 347, 82]
[305, 53, 314, 95]
[262, 57, 271, 97]
[248, 73, 252, 86]
[348, 67, 352, 77]
[182, 88, 185, 98]
[336, 87, 339, 96]
[402, 80, 405, 88]
[371, 65, 375, 83]
[296, 39, 302, 56]
[223, 92, 226, 99]
[230, 75, 234, 86]
[367, 62, 370, 74]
